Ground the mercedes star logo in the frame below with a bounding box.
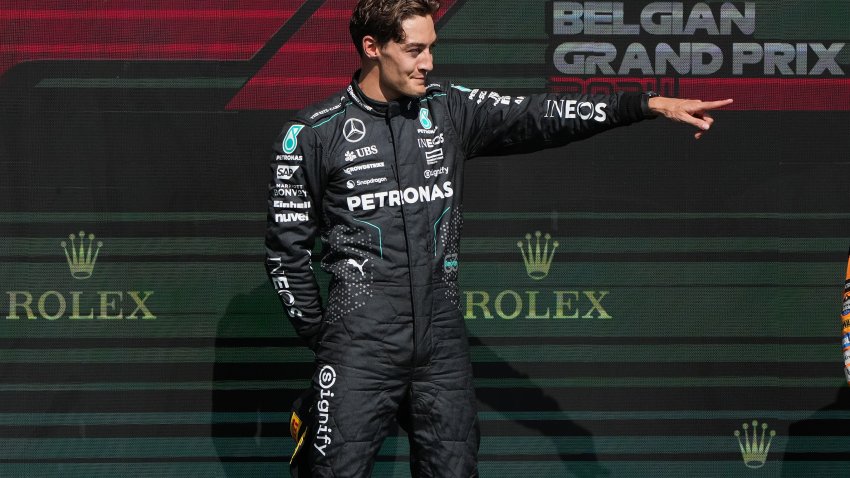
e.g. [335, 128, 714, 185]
[343, 118, 366, 143]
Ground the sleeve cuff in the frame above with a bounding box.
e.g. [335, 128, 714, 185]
[640, 92, 659, 119]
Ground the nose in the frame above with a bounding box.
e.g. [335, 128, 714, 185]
[420, 48, 434, 73]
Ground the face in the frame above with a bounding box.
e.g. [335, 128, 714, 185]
[374, 15, 437, 99]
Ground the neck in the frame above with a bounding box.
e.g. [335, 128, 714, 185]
[357, 63, 398, 102]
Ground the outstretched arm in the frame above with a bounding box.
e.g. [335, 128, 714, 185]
[648, 97, 735, 140]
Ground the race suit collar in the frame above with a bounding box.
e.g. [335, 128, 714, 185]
[348, 71, 415, 118]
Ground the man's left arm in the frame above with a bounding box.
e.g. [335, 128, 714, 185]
[444, 85, 732, 158]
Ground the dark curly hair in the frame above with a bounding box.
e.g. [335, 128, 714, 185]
[350, 0, 440, 57]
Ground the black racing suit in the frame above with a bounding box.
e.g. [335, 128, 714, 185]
[266, 74, 653, 477]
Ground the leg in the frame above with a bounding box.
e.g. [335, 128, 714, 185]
[406, 313, 480, 478]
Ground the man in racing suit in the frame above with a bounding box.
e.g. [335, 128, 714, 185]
[266, 1, 733, 476]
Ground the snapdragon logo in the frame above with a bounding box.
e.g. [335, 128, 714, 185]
[347, 181, 454, 211]
[314, 365, 337, 456]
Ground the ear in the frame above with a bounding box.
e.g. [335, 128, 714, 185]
[362, 35, 381, 60]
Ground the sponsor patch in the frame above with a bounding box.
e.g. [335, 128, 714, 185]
[282, 125, 304, 154]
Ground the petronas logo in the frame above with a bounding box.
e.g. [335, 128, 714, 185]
[60, 231, 103, 280]
[517, 231, 559, 280]
[283, 125, 304, 154]
[734, 420, 776, 469]
[419, 108, 433, 129]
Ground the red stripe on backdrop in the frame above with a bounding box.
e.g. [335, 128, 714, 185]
[3, 9, 296, 20]
[227, 0, 458, 110]
[0, 1, 301, 77]
[678, 78, 850, 111]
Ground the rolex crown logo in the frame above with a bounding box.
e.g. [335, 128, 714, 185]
[734, 420, 776, 469]
[60, 231, 103, 280]
[517, 231, 559, 280]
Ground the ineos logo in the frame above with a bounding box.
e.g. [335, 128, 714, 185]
[343, 118, 366, 143]
[319, 365, 337, 389]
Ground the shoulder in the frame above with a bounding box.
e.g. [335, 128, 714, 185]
[292, 89, 352, 129]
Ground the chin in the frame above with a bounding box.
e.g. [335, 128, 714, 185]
[407, 85, 427, 97]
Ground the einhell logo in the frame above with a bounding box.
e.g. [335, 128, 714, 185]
[5, 231, 156, 321]
[464, 230, 611, 320]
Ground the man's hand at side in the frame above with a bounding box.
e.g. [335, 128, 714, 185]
[648, 97, 734, 140]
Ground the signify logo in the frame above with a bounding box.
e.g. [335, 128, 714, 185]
[734, 420, 776, 469]
[463, 230, 611, 320]
[5, 231, 156, 320]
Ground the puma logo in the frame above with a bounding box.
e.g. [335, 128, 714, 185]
[347, 258, 368, 277]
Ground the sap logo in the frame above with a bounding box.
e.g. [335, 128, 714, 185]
[418, 134, 445, 149]
[276, 165, 300, 180]
[275, 212, 309, 223]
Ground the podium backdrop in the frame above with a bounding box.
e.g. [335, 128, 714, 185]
[2, 1, 849, 476]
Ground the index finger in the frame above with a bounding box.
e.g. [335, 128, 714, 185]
[698, 98, 734, 110]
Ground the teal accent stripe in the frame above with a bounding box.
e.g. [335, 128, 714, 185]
[312, 106, 350, 128]
[479, 410, 850, 421]
[1, 435, 847, 459]
[2, 212, 850, 223]
[352, 217, 383, 259]
[0, 377, 840, 390]
[473, 377, 844, 387]
[3, 462, 848, 478]
[0, 412, 289, 426]
[421, 93, 448, 101]
[433, 206, 451, 256]
[464, 212, 850, 220]
[0, 464, 281, 477]
[35, 78, 247, 89]
[0, 344, 835, 363]
[470, 462, 850, 477]
[469, 344, 838, 363]
[0, 438, 287, 459]
[0, 381, 309, 391]
[3, 410, 847, 427]
[2, 237, 845, 256]
[379, 435, 846, 455]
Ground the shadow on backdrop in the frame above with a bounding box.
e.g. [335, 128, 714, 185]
[211, 282, 604, 477]
[781, 386, 850, 477]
